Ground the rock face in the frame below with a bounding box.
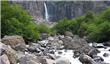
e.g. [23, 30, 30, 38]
[12, 1, 110, 22]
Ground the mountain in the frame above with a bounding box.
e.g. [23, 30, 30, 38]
[12, 1, 110, 22]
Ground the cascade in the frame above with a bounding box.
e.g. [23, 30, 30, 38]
[44, 2, 49, 22]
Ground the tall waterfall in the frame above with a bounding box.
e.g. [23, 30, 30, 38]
[44, 2, 49, 22]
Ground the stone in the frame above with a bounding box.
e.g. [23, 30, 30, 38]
[79, 54, 97, 64]
[14, 43, 26, 52]
[0, 42, 17, 64]
[0, 54, 10, 64]
[62, 35, 93, 56]
[40, 58, 55, 64]
[92, 55, 104, 62]
[58, 51, 62, 54]
[3, 45, 17, 64]
[103, 53, 109, 57]
[19, 54, 41, 64]
[40, 33, 48, 40]
[64, 31, 73, 37]
[1, 35, 25, 48]
[56, 57, 71, 64]
[103, 42, 110, 46]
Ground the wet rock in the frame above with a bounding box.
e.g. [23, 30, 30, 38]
[40, 58, 55, 64]
[1, 35, 25, 49]
[73, 50, 80, 58]
[58, 51, 62, 54]
[56, 57, 71, 64]
[79, 54, 97, 64]
[48, 54, 56, 60]
[88, 48, 100, 57]
[103, 42, 110, 46]
[0, 54, 10, 64]
[103, 53, 109, 57]
[93, 55, 104, 62]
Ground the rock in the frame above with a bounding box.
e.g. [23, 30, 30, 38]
[103, 42, 110, 46]
[56, 57, 71, 64]
[79, 54, 97, 64]
[103, 53, 109, 57]
[62, 35, 93, 56]
[49, 50, 55, 54]
[27, 43, 41, 53]
[14, 43, 26, 52]
[88, 48, 100, 57]
[73, 50, 80, 58]
[38, 40, 48, 47]
[48, 54, 56, 60]
[1, 35, 25, 48]
[64, 31, 73, 37]
[58, 51, 62, 54]
[40, 33, 48, 40]
[19, 54, 41, 64]
[40, 58, 55, 64]
[0, 42, 17, 64]
[3, 45, 17, 64]
[0, 54, 10, 64]
[93, 55, 104, 62]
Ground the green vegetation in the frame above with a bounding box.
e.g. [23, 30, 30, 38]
[1, 1, 110, 43]
[54, 8, 110, 42]
[1, 1, 52, 42]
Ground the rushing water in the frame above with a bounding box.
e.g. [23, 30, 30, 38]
[44, 2, 49, 22]
[54, 43, 110, 64]
[55, 49, 82, 64]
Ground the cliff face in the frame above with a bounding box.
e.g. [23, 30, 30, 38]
[14, 1, 110, 22]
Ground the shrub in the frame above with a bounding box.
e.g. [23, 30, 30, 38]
[1, 1, 39, 42]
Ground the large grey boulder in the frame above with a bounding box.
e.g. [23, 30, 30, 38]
[79, 54, 97, 64]
[19, 54, 41, 64]
[56, 57, 71, 64]
[1, 35, 26, 50]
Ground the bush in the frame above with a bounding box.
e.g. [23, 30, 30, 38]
[1, 1, 39, 42]
[54, 8, 110, 42]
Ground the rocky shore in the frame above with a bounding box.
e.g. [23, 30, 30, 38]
[0, 33, 110, 64]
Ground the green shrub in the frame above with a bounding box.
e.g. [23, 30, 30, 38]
[54, 8, 110, 42]
[1, 1, 39, 42]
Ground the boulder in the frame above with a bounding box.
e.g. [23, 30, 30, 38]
[103, 53, 109, 57]
[40, 58, 55, 64]
[1, 35, 25, 49]
[64, 31, 73, 37]
[3, 45, 17, 64]
[0, 54, 10, 64]
[79, 54, 97, 64]
[0, 42, 17, 64]
[27, 43, 41, 53]
[62, 35, 93, 56]
[56, 57, 71, 64]
[19, 54, 41, 64]
[92, 55, 104, 62]
[103, 42, 110, 46]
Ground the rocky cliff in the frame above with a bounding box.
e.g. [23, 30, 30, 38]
[13, 1, 110, 22]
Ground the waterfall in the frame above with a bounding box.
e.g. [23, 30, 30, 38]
[44, 2, 49, 22]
